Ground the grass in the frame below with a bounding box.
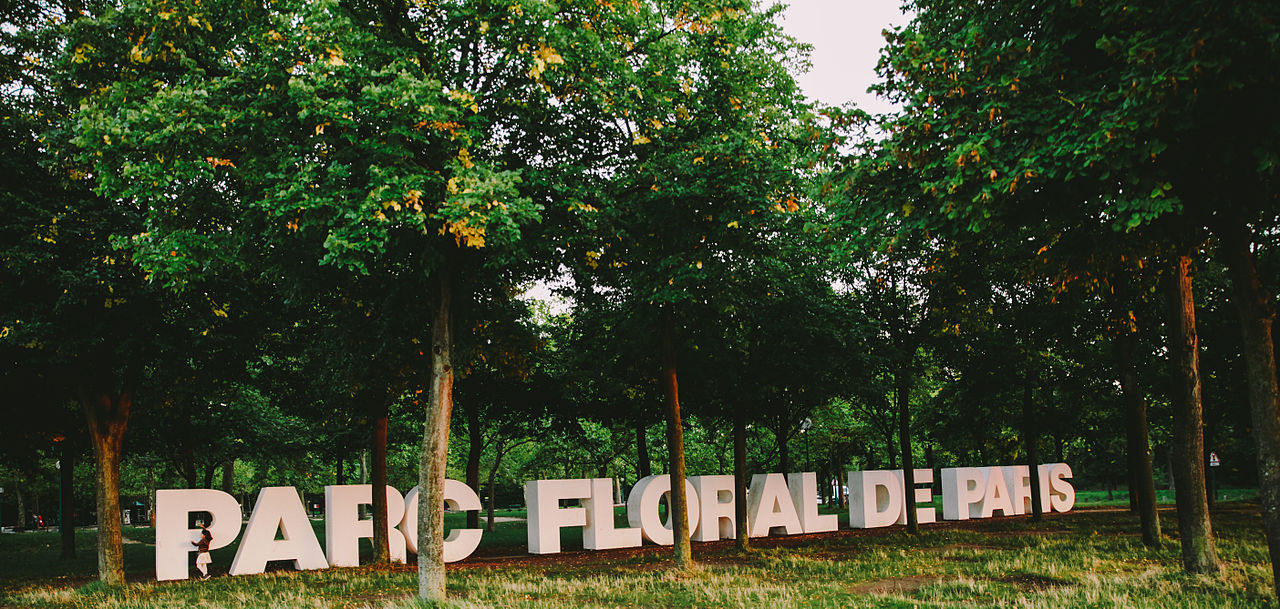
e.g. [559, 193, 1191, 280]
[0, 500, 1273, 608]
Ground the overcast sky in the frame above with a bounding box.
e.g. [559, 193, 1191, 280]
[777, 0, 911, 113]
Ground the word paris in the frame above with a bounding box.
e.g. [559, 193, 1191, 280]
[154, 464, 1074, 581]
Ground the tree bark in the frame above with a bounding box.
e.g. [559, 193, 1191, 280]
[221, 460, 234, 495]
[60, 442, 76, 559]
[1116, 330, 1161, 547]
[733, 407, 750, 551]
[1022, 381, 1045, 522]
[466, 405, 483, 530]
[485, 442, 508, 533]
[635, 419, 651, 480]
[83, 390, 130, 585]
[660, 307, 693, 569]
[418, 266, 455, 600]
[1220, 224, 1280, 596]
[1164, 255, 1221, 574]
[372, 398, 390, 564]
[778, 421, 790, 473]
[896, 371, 918, 533]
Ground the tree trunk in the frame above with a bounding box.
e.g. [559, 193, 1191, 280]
[466, 406, 483, 530]
[1164, 255, 1221, 574]
[485, 443, 508, 533]
[418, 267, 455, 601]
[896, 372, 918, 533]
[202, 462, 216, 490]
[336, 456, 345, 486]
[372, 398, 390, 564]
[1220, 225, 1280, 596]
[83, 390, 130, 586]
[733, 408, 750, 551]
[1022, 381, 1044, 522]
[660, 307, 693, 569]
[1116, 330, 1161, 547]
[635, 419, 651, 479]
[16, 483, 26, 530]
[60, 443, 76, 559]
[221, 460, 235, 495]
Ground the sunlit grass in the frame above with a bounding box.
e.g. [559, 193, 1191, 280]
[2, 503, 1273, 608]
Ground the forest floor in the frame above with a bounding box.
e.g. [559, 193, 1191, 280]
[0, 498, 1273, 608]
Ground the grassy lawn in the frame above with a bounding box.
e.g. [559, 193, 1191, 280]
[0, 498, 1274, 608]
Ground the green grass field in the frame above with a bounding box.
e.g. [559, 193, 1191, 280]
[0, 494, 1273, 608]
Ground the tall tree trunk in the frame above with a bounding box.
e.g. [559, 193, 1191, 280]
[60, 442, 76, 559]
[202, 462, 216, 489]
[372, 396, 390, 565]
[1164, 255, 1221, 574]
[635, 419, 651, 479]
[466, 406, 483, 530]
[1116, 330, 1161, 547]
[336, 456, 345, 486]
[896, 371, 918, 533]
[221, 460, 234, 495]
[485, 443, 508, 533]
[1022, 380, 1045, 522]
[660, 307, 693, 569]
[16, 483, 26, 530]
[82, 390, 130, 585]
[418, 267, 455, 601]
[733, 408, 749, 551]
[1220, 224, 1280, 596]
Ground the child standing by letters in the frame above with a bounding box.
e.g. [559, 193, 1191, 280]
[193, 525, 213, 580]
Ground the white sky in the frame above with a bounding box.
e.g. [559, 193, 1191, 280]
[778, 0, 910, 113]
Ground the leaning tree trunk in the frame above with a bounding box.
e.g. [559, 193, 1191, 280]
[83, 389, 131, 586]
[465, 406, 483, 530]
[418, 267, 455, 601]
[896, 371, 918, 533]
[1116, 330, 1161, 547]
[372, 394, 391, 565]
[60, 441, 76, 559]
[733, 407, 750, 551]
[485, 443, 510, 533]
[1164, 255, 1221, 574]
[1220, 224, 1280, 597]
[660, 307, 693, 570]
[1022, 381, 1045, 522]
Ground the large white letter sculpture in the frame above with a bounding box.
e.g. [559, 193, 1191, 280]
[401, 481, 484, 562]
[626, 474, 701, 545]
[689, 475, 736, 541]
[155, 489, 242, 581]
[525, 478, 592, 554]
[848, 470, 902, 529]
[747, 473, 802, 537]
[789, 473, 838, 533]
[324, 484, 407, 567]
[228, 487, 328, 576]
[583, 478, 642, 550]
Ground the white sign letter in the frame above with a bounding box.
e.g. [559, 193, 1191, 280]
[625, 474, 700, 545]
[155, 489, 242, 581]
[789, 473, 837, 533]
[229, 487, 328, 576]
[583, 478, 641, 550]
[689, 475, 736, 542]
[747, 473, 802, 537]
[525, 478, 591, 554]
[324, 484, 407, 567]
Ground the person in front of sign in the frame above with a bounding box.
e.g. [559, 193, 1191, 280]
[193, 525, 213, 579]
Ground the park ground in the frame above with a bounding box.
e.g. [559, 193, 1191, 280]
[0, 490, 1274, 609]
